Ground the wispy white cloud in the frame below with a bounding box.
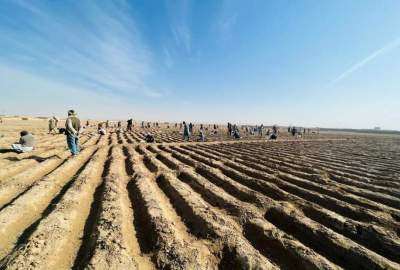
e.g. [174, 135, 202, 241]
[330, 37, 400, 85]
[0, 1, 160, 97]
[216, 0, 239, 43]
[163, 47, 174, 68]
[165, 0, 192, 53]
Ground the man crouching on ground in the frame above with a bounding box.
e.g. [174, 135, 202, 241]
[12, 130, 34, 153]
[65, 109, 81, 156]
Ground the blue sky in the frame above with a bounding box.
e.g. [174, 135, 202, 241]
[0, 0, 399, 130]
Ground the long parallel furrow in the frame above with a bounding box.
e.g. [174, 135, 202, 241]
[240, 144, 400, 198]
[0, 145, 97, 261]
[195, 145, 400, 231]
[217, 144, 400, 213]
[168, 145, 400, 264]
[195, 144, 398, 227]
[136, 147, 277, 269]
[150, 146, 342, 270]
[0, 135, 92, 182]
[0, 134, 99, 209]
[85, 146, 153, 269]
[124, 146, 218, 269]
[0, 127, 398, 268]
[1, 146, 109, 269]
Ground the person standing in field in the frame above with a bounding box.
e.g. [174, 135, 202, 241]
[183, 121, 190, 141]
[127, 118, 133, 131]
[189, 122, 193, 134]
[291, 126, 297, 137]
[12, 130, 34, 153]
[65, 110, 81, 156]
[48, 117, 56, 134]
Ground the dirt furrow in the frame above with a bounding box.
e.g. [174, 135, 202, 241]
[135, 146, 276, 269]
[153, 148, 342, 269]
[0, 146, 97, 261]
[1, 146, 108, 269]
[193, 145, 397, 227]
[124, 146, 218, 269]
[86, 146, 153, 269]
[172, 145, 400, 260]
[0, 135, 93, 181]
[265, 206, 400, 270]
[0, 135, 99, 209]
[155, 172, 277, 269]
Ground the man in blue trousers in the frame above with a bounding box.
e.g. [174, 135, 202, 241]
[65, 109, 81, 156]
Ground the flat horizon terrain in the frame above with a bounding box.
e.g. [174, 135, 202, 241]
[0, 119, 399, 269]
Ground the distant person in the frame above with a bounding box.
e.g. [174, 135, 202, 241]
[105, 120, 109, 129]
[189, 122, 193, 134]
[48, 117, 57, 134]
[259, 124, 264, 137]
[98, 123, 106, 135]
[227, 122, 232, 135]
[270, 125, 278, 140]
[145, 133, 155, 143]
[86, 120, 90, 127]
[127, 118, 133, 131]
[233, 124, 238, 135]
[11, 130, 34, 153]
[198, 130, 206, 142]
[117, 121, 122, 129]
[183, 121, 190, 141]
[233, 129, 241, 139]
[65, 110, 81, 156]
[291, 126, 297, 137]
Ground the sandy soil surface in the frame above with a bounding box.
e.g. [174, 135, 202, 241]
[0, 119, 399, 269]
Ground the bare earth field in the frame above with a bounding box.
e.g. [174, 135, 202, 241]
[0, 118, 399, 269]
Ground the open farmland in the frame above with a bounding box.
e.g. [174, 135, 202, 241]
[0, 120, 399, 269]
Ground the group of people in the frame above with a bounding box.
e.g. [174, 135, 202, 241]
[9, 111, 288, 155]
[227, 123, 241, 139]
[288, 126, 312, 137]
[11, 109, 80, 155]
[182, 121, 207, 142]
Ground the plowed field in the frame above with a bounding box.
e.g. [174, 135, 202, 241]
[0, 124, 399, 269]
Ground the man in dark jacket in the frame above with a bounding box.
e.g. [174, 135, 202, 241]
[127, 118, 133, 131]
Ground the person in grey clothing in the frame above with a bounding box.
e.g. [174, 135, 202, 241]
[12, 130, 34, 153]
[183, 121, 190, 141]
